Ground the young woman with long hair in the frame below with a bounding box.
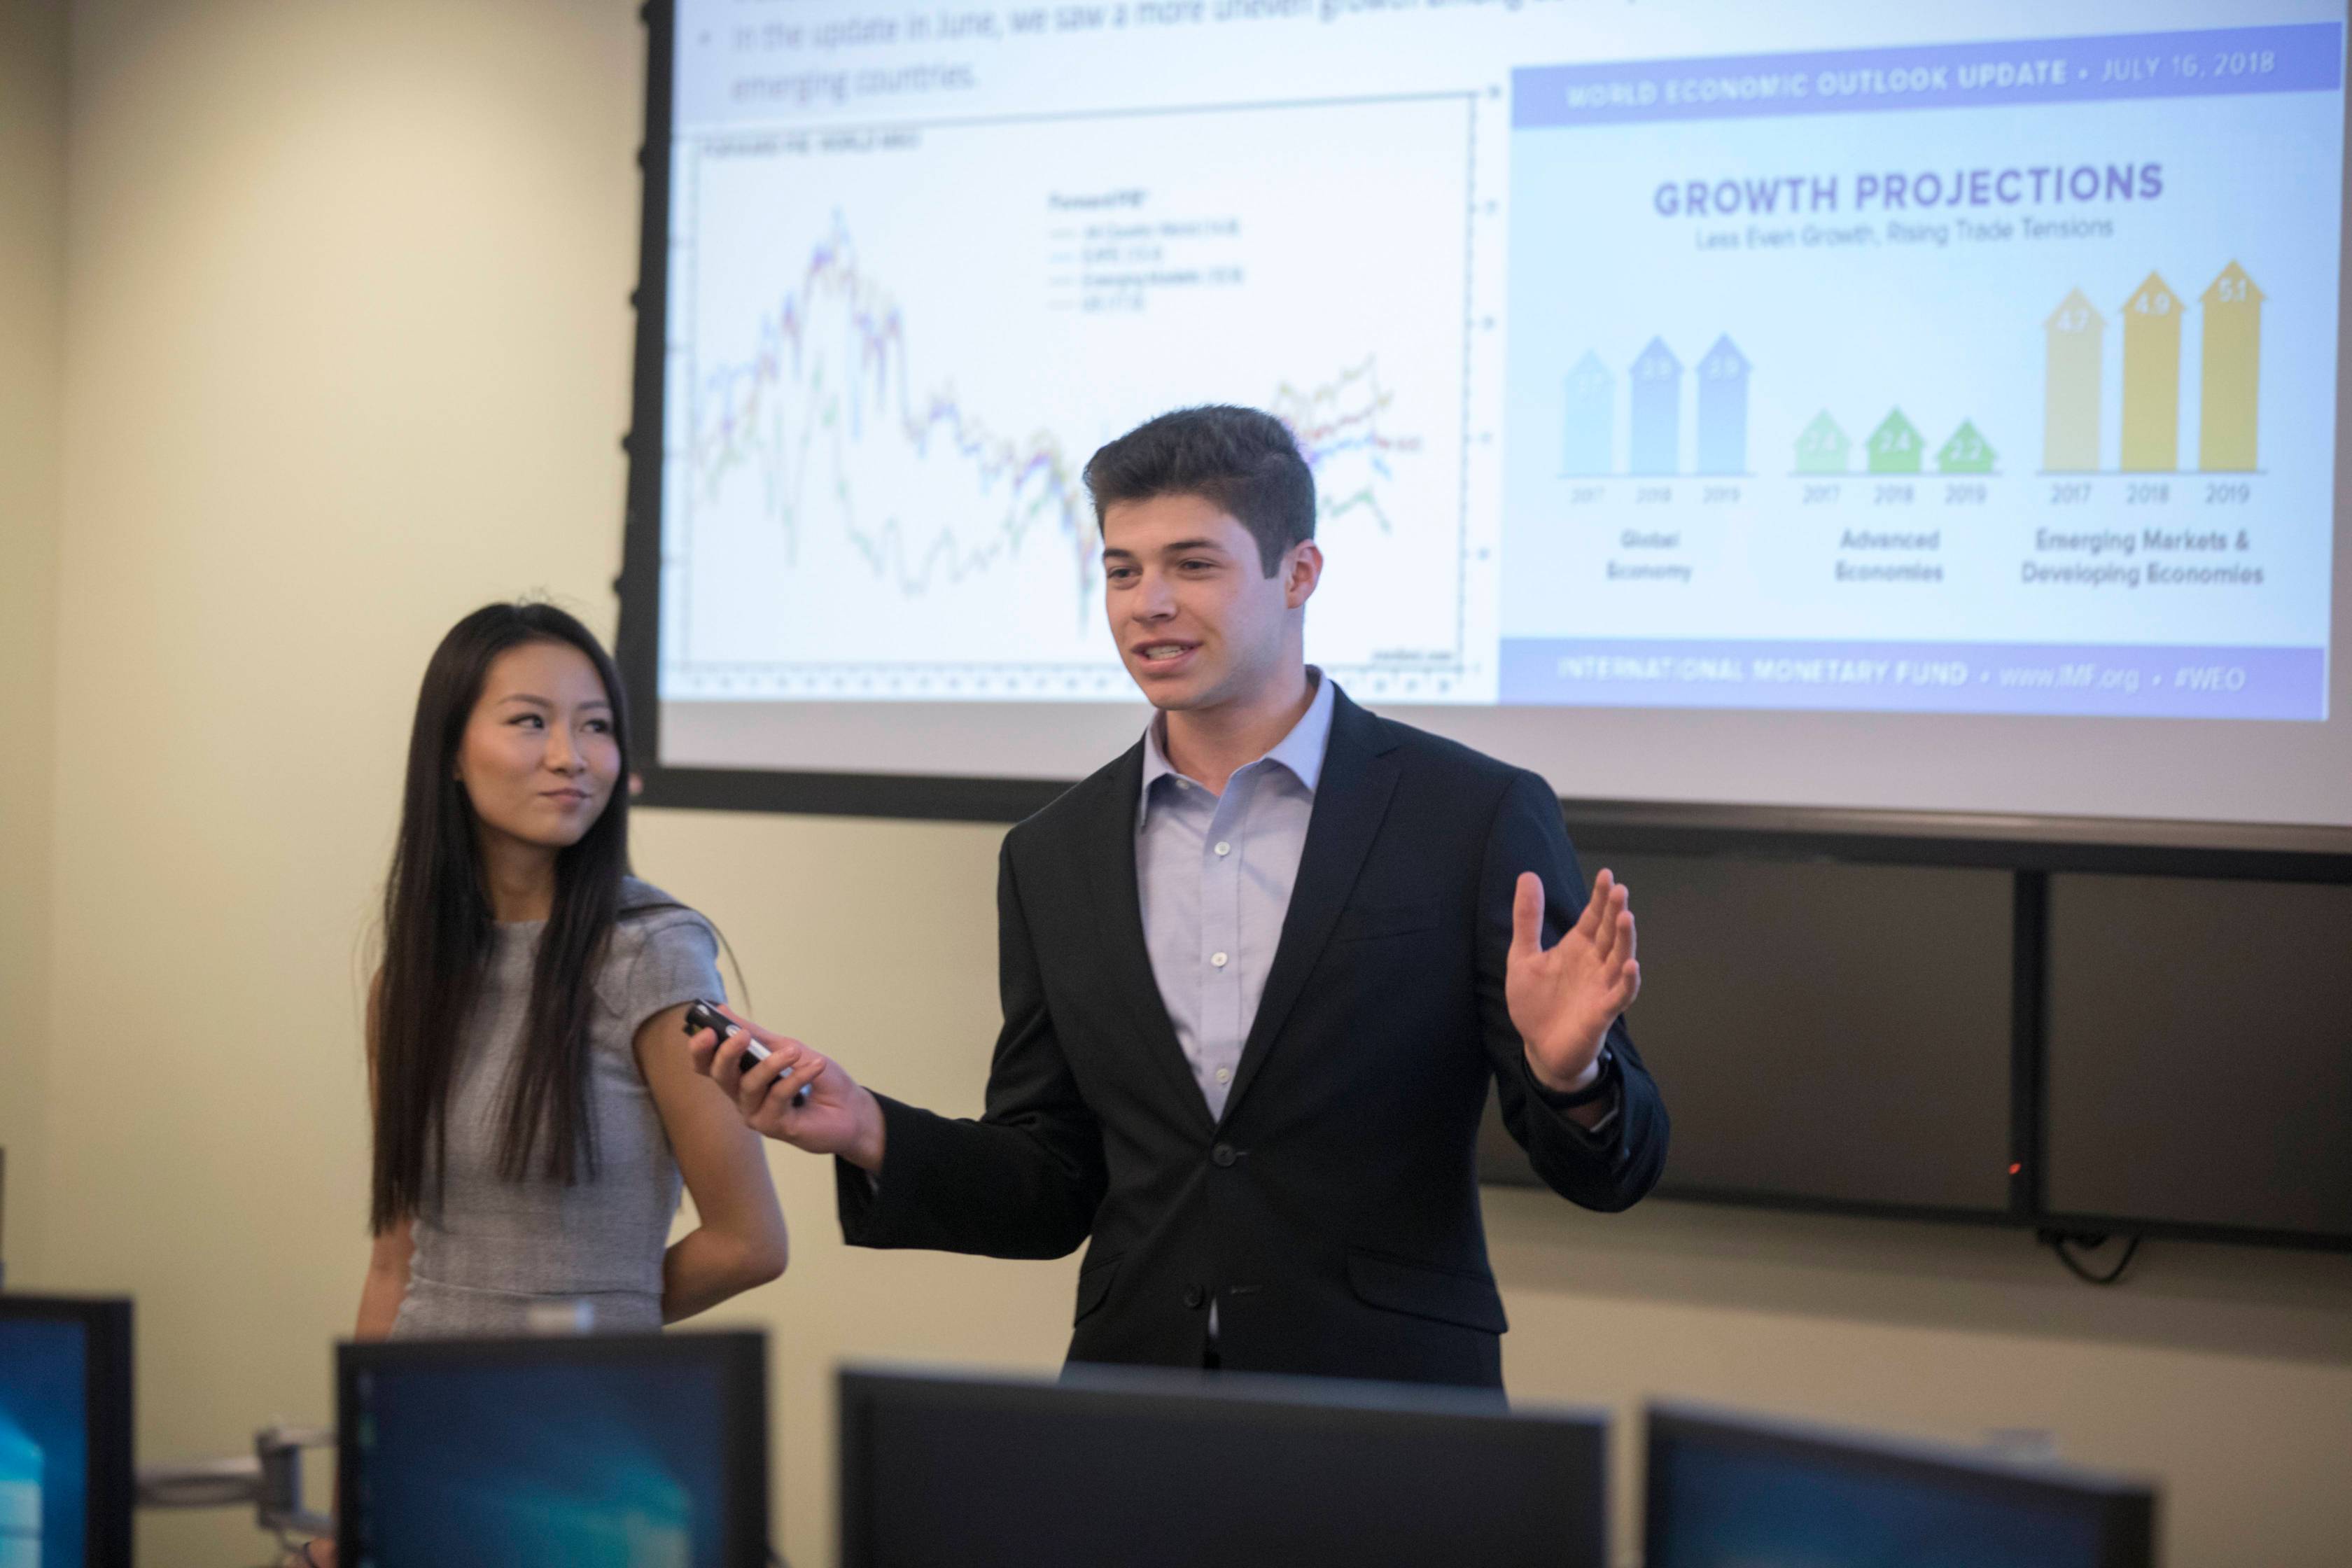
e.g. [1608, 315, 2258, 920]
[354, 601, 786, 1339]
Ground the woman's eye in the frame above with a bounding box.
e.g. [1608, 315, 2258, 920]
[510, 713, 544, 728]
[584, 719, 612, 734]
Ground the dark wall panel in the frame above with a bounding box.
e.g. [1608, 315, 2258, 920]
[1482, 850, 2015, 1214]
[2045, 874, 2352, 1240]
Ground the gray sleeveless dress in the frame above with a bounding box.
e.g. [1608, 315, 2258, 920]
[391, 878, 723, 1338]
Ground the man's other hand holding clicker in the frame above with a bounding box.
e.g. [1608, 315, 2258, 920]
[689, 1006, 888, 1170]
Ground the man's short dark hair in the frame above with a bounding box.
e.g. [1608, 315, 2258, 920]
[1082, 405, 1317, 575]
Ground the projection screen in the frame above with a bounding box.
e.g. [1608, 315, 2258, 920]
[620, 0, 2352, 850]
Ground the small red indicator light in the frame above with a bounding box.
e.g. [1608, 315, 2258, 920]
[2008, 1163, 2023, 1175]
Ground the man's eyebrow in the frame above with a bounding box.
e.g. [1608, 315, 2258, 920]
[1157, 538, 1229, 554]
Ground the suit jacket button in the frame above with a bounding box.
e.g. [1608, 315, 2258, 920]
[1183, 1284, 1205, 1310]
[1212, 1144, 1238, 1168]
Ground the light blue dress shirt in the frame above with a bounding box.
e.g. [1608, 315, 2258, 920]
[1135, 669, 1337, 1122]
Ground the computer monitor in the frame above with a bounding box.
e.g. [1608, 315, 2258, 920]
[1646, 1403, 2157, 1568]
[336, 1330, 768, 1568]
[839, 1364, 1609, 1568]
[0, 1294, 135, 1568]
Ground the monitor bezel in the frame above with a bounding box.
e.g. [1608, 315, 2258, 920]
[0, 1294, 135, 1568]
[837, 1360, 1610, 1568]
[335, 1329, 769, 1568]
[1644, 1401, 2158, 1568]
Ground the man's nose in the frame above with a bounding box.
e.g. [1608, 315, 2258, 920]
[1133, 568, 1177, 618]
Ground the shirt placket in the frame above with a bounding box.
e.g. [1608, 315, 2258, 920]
[1200, 767, 1253, 1119]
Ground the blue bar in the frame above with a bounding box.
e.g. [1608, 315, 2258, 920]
[1563, 351, 1614, 475]
[1515, 24, 2344, 130]
[1629, 338, 1681, 476]
[1498, 638, 2326, 719]
[1695, 335, 1749, 476]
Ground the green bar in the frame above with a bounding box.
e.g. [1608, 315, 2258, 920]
[1937, 419, 1997, 474]
[1793, 410, 1849, 475]
[1866, 408, 1924, 475]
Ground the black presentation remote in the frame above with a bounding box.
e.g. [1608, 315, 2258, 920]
[684, 1000, 811, 1107]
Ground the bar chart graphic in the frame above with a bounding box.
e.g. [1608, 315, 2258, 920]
[1787, 410, 1991, 475]
[1695, 335, 1751, 475]
[1500, 20, 2337, 724]
[1560, 335, 1751, 475]
[2199, 262, 2265, 472]
[1562, 352, 1613, 475]
[1794, 412, 1849, 475]
[2040, 263, 2265, 473]
[2121, 272, 2184, 472]
[1938, 421, 1997, 475]
[1630, 338, 1683, 475]
[2042, 290, 2105, 472]
[1866, 410, 1924, 475]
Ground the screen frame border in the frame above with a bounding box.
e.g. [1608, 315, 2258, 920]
[334, 1329, 770, 1568]
[1643, 1401, 2158, 1568]
[837, 1362, 1610, 1568]
[0, 1294, 135, 1568]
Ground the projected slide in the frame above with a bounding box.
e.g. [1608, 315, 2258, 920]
[648, 0, 2352, 812]
[662, 97, 1474, 701]
[1501, 23, 2342, 718]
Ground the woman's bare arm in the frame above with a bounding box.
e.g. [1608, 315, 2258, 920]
[636, 1000, 789, 1322]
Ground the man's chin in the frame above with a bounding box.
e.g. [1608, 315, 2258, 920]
[1124, 665, 1215, 710]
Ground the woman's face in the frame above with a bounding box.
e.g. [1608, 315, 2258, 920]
[455, 640, 621, 854]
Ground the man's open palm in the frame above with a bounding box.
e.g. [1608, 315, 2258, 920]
[1506, 868, 1641, 1091]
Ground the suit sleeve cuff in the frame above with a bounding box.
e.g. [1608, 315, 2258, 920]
[1520, 1049, 1623, 1147]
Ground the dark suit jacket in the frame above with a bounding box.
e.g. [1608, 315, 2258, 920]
[836, 686, 1668, 1388]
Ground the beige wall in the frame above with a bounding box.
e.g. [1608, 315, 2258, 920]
[0, 0, 69, 1287]
[14, 1, 2352, 1564]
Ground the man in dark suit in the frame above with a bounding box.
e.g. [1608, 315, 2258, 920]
[696, 405, 1667, 1390]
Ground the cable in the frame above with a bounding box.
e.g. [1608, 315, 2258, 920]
[2047, 1231, 2142, 1286]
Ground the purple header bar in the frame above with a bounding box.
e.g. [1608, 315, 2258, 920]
[1498, 638, 2326, 720]
[1513, 23, 2343, 130]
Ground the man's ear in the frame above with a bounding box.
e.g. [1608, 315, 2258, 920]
[1284, 540, 1324, 610]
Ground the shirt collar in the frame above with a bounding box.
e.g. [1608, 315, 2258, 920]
[1140, 667, 1336, 825]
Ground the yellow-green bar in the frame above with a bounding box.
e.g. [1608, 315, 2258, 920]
[2199, 261, 2263, 472]
[2042, 288, 2103, 472]
[2120, 271, 2182, 472]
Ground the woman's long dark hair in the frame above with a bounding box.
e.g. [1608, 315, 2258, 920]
[368, 602, 636, 1234]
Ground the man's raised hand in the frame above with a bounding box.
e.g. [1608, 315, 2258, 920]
[1505, 868, 1641, 1093]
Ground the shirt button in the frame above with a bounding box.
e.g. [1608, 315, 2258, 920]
[1214, 841, 1231, 856]
[1211, 951, 1228, 968]
[1183, 1284, 1206, 1309]
[1214, 1067, 1231, 1084]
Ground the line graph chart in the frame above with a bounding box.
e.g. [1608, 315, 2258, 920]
[689, 216, 1094, 611]
[659, 96, 1474, 701]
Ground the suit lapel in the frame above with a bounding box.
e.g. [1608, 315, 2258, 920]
[1081, 741, 1219, 1135]
[1217, 689, 1401, 1128]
